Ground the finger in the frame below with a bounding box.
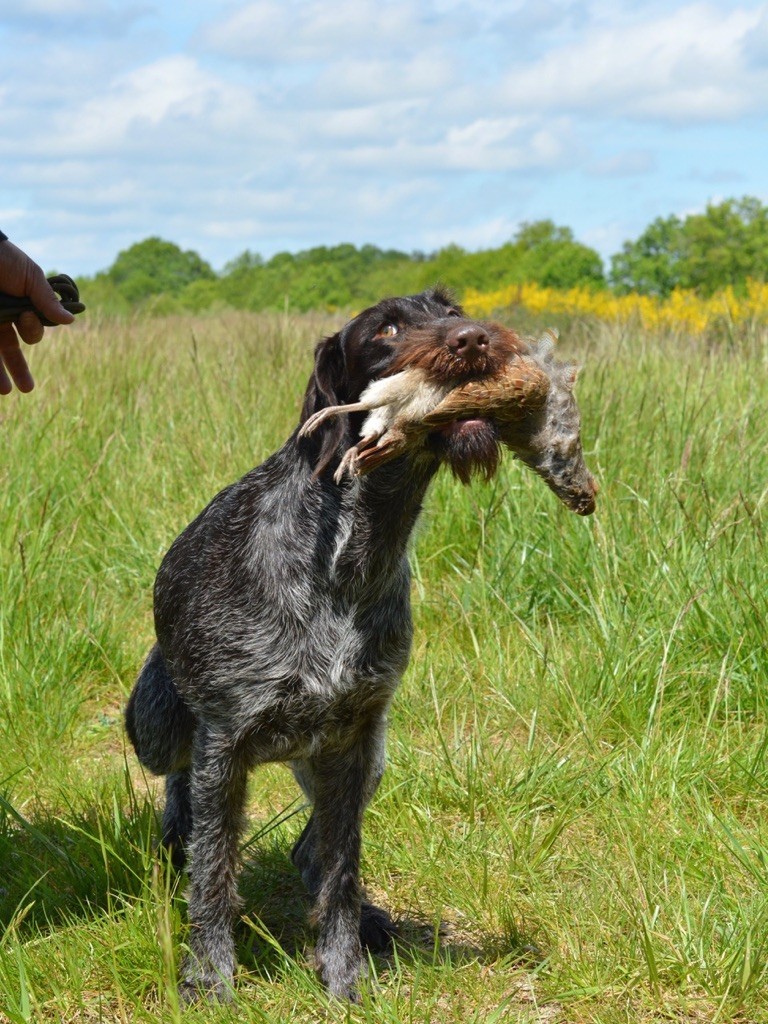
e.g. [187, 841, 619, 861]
[0, 360, 11, 395]
[16, 310, 45, 345]
[0, 322, 34, 393]
[27, 268, 75, 327]
[0, 347, 11, 394]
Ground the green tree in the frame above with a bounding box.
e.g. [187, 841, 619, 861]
[610, 215, 685, 296]
[610, 197, 768, 296]
[81, 227, 607, 315]
[683, 197, 768, 294]
[222, 250, 264, 275]
[108, 237, 215, 304]
[215, 242, 416, 312]
[515, 220, 574, 249]
[513, 220, 605, 289]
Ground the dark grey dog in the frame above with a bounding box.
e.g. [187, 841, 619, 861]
[125, 288, 597, 1004]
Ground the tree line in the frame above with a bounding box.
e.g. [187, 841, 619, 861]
[81, 196, 768, 314]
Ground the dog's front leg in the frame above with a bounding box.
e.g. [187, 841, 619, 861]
[308, 722, 388, 1001]
[291, 714, 396, 959]
[180, 725, 248, 1004]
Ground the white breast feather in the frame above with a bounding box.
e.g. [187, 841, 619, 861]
[357, 369, 450, 437]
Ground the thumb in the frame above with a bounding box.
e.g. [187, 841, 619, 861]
[27, 266, 75, 326]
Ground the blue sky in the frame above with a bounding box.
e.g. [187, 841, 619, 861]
[1, 0, 767, 277]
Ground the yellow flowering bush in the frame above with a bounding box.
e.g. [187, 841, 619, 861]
[463, 279, 768, 337]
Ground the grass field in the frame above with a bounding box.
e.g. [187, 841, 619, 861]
[0, 307, 766, 1023]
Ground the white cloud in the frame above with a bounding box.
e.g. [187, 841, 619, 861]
[309, 53, 455, 107]
[48, 55, 261, 156]
[1, 0, 766, 276]
[0, 0, 148, 32]
[590, 149, 655, 176]
[311, 101, 423, 142]
[501, 3, 767, 122]
[0, 207, 27, 228]
[5, 0, 113, 12]
[419, 214, 524, 253]
[201, 0, 449, 62]
[744, 6, 768, 63]
[354, 117, 576, 174]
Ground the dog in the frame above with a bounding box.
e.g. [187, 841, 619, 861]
[125, 287, 597, 1004]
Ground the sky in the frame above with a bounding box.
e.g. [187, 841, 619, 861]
[1, 0, 767, 277]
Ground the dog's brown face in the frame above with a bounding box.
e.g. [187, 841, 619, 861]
[300, 287, 511, 482]
[300, 288, 597, 514]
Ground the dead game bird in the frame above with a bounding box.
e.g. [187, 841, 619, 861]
[299, 324, 595, 515]
[300, 322, 543, 479]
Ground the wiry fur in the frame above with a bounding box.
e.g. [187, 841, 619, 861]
[386, 320, 523, 381]
[124, 289, 596, 1006]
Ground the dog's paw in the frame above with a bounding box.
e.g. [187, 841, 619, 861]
[360, 901, 398, 952]
[315, 938, 363, 1002]
[158, 834, 187, 871]
[179, 955, 235, 1004]
[178, 976, 234, 1005]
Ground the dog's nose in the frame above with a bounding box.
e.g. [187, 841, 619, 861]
[446, 323, 490, 357]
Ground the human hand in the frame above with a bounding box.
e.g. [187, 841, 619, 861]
[0, 239, 75, 394]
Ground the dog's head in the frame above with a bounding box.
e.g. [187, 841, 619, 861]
[300, 287, 512, 481]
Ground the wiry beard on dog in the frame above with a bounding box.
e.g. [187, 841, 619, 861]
[429, 417, 502, 485]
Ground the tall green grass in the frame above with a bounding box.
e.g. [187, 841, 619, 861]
[0, 310, 765, 1022]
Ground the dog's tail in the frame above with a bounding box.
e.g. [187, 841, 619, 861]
[125, 644, 196, 775]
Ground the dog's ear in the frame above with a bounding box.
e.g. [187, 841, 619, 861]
[300, 332, 349, 478]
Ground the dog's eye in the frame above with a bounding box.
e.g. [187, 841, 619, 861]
[376, 323, 399, 339]
[446, 309, 462, 318]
